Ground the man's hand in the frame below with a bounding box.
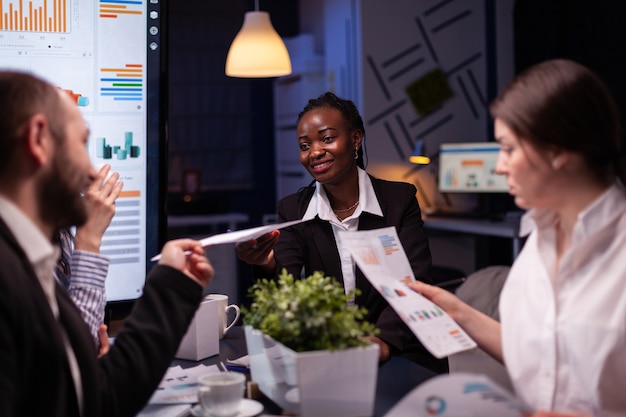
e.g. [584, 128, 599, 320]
[158, 239, 214, 287]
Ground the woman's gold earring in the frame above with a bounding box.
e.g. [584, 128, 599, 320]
[354, 148, 359, 160]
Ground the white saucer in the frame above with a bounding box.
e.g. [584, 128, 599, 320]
[190, 399, 263, 417]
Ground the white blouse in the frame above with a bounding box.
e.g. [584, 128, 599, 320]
[500, 183, 626, 416]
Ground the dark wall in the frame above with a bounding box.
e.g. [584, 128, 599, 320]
[166, 0, 299, 226]
[163, 1, 299, 306]
[514, 0, 626, 149]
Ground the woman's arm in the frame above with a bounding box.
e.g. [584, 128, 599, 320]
[408, 280, 504, 363]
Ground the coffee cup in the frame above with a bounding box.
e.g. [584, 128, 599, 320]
[205, 294, 240, 339]
[198, 372, 246, 417]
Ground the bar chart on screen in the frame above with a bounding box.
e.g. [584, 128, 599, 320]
[0, 0, 71, 33]
[0, 0, 167, 303]
[101, 187, 147, 301]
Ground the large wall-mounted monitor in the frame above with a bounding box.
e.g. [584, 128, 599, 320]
[0, 0, 166, 302]
[438, 142, 509, 193]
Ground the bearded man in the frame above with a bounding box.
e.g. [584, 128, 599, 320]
[0, 71, 214, 417]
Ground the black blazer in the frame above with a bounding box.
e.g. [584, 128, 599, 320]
[258, 175, 447, 372]
[0, 218, 204, 417]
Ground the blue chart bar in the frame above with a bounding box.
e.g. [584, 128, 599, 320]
[96, 132, 141, 160]
[100, 65, 144, 101]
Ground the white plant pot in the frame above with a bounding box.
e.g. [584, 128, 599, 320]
[244, 326, 379, 417]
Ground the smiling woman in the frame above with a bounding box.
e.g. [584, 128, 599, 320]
[235, 91, 448, 374]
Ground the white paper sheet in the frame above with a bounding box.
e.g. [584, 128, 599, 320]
[338, 226, 476, 358]
[147, 364, 220, 404]
[384, 373, 531, 417]
[136, 404, 191, 417]
[151, 219, 305, 261]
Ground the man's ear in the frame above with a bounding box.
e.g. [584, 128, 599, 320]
[23, 114, 52, 167]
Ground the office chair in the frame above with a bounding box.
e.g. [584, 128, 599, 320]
[429, 265, 467, 293]
[447, 265, 513, 391]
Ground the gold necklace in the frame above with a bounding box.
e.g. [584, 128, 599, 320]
[332, 200, 359, 213]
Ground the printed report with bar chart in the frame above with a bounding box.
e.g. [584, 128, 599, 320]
[339, 227, 477, 358]
[0, 0, 164, 302]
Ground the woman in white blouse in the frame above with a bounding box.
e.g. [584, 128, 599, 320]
[409, 59, 626, 417]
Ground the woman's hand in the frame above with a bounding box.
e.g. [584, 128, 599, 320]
[407, 280, 465, 322]
[408, 279, 504, 362]
[365, 336, 391, 362]
[235, 230, 280, 267]
[97, 324, 110, 358]
[74, 164, 123, 253]
[527, 412, 595, 417]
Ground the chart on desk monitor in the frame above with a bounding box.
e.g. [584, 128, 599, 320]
[0, 0, 159, 302]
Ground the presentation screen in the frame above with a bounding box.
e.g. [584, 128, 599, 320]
[0, 0, 165, 301]
[438, 142, 509, 193]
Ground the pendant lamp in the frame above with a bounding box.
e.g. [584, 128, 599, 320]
[225, 1, 292, 78]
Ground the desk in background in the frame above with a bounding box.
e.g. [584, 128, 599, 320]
[168, 327, 436, 417]
[424, 216, 523, 275]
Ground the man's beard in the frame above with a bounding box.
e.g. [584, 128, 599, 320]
[37, 149, 88, 231]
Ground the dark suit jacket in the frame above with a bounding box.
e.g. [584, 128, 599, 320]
[0, 218, 204, 417]
[257, 175, 447, 373]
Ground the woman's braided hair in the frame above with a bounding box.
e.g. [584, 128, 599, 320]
[297, 91, 367, 169]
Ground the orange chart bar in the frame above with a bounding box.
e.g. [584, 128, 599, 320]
[99, 1, 142, 19]
[0, 0, 68, 32]
[119, 190, 141, 198]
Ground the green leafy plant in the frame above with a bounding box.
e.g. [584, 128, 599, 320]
[242, 269, 378, 352]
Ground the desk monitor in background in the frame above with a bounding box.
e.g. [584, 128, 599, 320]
[438, 142, 509, 193]
[0, 0, 166, 302]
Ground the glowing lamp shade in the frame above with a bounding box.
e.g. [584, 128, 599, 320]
[225, 11, 292, 78]
[409, 140, 431, 165]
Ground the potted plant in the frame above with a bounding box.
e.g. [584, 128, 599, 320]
[243, 269, 380, 417]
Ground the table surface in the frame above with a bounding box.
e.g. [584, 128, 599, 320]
[169, 326, 437, 417]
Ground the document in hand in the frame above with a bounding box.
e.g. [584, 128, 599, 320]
[338, 226, 476, 358]
[384, 373, 530, 417]
[151, 219, 305, 261]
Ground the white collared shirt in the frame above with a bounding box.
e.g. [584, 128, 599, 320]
[302, 168, 383, 303]
[0, 194, 84, 416]
[500, 183, 626, 415]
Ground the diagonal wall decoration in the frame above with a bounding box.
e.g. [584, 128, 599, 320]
[361, 0, 488, 175]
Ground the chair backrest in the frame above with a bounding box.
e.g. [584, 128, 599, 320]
[448, 265, 513, 391]
[428, 265, 466, 292]
[454, 265, 510, 321]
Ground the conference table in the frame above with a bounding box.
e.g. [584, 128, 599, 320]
[169, 326, 438, 417]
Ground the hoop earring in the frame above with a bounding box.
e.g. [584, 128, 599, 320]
[354, 148, 359, 160]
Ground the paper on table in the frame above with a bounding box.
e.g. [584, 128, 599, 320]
[338, 226, 476, 358]
[147, 364, 220, 404]
[136, 404, 191, 417]
[384, 373, 530, 417]
[151, 219, 305, 261]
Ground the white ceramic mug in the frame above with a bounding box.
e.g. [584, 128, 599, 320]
[205, 294, 240, 339]
[198, 372, 246, 417]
